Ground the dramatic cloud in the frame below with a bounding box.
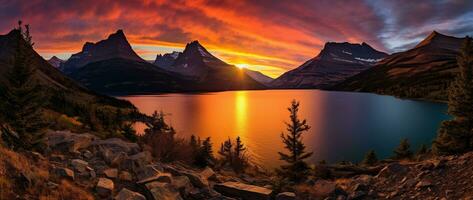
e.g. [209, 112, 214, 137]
[0, 0, 472, 77]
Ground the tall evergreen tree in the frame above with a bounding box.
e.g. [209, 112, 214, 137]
[0, 21, 46, 150]
[234, 136, 246, 158]
[218, 138, 233, 165]
[362, 150, 378, 166]
[393, 138, 413, 159]
[278, 100, 313, 182]
[433, 37, 473, 155]
[195, 137, 215, 167]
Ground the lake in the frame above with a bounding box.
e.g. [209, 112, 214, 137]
[120, 90, 450, 168]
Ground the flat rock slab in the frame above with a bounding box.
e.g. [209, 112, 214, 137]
[103, 168, 118, 179]
[96, 178, 114, 197]
[214, 182, 273, 200]
[46, 131, 97, 153]
[145, 182, 183, 200]
[115, 188, 146, 200]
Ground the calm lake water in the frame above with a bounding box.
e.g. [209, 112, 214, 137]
[120, 90, 450, 168]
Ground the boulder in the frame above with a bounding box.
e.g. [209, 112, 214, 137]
[162, 164, 182, 176]
[214, 182, 273, 200]
[276, 192, 296, 200]
[90, 138, 140, 155]
[201, 167, 217, 181]
[145, 181, 183, 200]
[377, 163, 408, 178]
[115, 188, 146, 200]
[172, 176, 193, 196]
[53, 167, 74, 180]
[136, 165, 161, 181]
[119, 171, 133, 181]
[311, 180, 344, 197]
[71, 159, 89, 174]
[182, 170, 209, 188]
[137, 172, 173, 185]
[47, 131, 97, 153]
[104, 168, 118, 179]
[96, 178, 114, 197]
[121, 151, 153, 172]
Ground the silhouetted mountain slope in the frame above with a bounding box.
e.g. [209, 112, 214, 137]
[61, 30, 144, 74]
[0, 29, 133, 109]
[154, 51, 180, 68]
[70, 58, 192, 95]
[154, 41, 266, 90]
[334, 31, 466, 101]
[47, 56, 64, 68]
[271, 42, 388, 89]
[243, 69, 274, 86]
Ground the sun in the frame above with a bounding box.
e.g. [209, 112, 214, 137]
[235, 63, 249, 69]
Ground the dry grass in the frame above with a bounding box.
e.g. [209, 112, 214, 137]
[141, 133, 195, 164]
[39, 180, 94, 200]
[0, 146, 92, 199]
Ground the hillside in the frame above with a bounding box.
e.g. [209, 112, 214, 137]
[333, 32, 466, 102]
[71, 58, 193, 95]
[0, 29, 133, 110]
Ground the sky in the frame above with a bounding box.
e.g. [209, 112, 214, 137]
[0, 0, 472, 78]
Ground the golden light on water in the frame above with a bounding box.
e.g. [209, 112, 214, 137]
[235, 91, 248, 136]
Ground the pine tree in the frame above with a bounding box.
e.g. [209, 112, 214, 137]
[234, 136, 246, 158]
[120, 123, 137, 142]
[195, 137, 214, 167]
[218, 138, 233, 165]
[190, 135, 201, 151]
[144, 111, 173, 135]
[0, 21, 46, 151]
[362, 150, 378, 166]
[393, 138, 413, 159]
[278, 100, 313, 182]
[433, 37, 473, 155]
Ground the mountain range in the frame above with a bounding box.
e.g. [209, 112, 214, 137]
[271, 42, 388, 89]
[334, 31, 466, 101]
[153, 41, 272, 87]
[47, 28, 468, 101]
[60, 30, 266, 94]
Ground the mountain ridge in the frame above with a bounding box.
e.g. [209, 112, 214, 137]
[333, 31, 467, 101]
[271, 41, 388, 89]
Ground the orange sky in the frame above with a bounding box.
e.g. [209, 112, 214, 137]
[1, 0, 472, 78]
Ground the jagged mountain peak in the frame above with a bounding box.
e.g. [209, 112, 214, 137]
[61, 29, 144, 74]
[414, 31, 462, 50]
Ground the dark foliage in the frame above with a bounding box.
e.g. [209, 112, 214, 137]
[362, 150, 378, 166]
[433, 37, 473, 155]
[393, 138, 413, 160]
[218, 136, 249, 172]
[0, 22, 47, 151]
[277, 100, 313, 182]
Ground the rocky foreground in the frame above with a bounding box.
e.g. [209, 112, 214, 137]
[2, 130, 473, 199]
